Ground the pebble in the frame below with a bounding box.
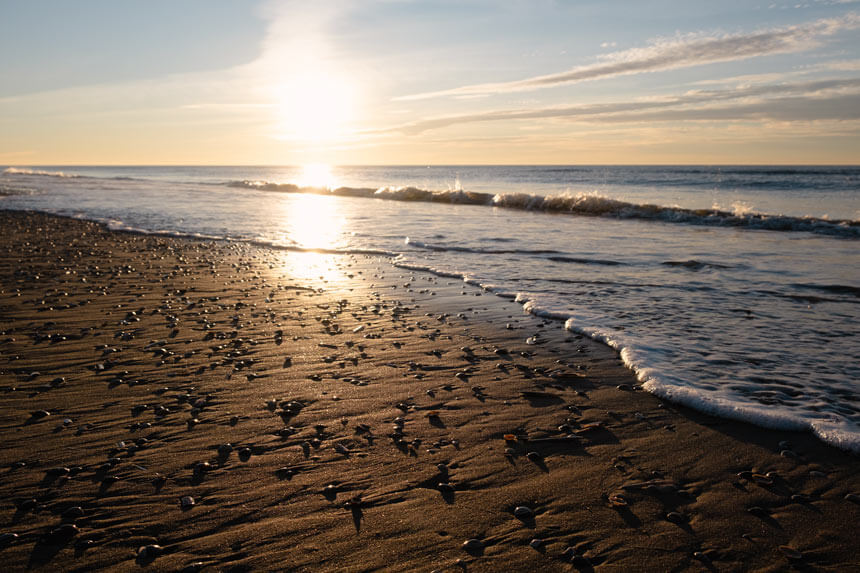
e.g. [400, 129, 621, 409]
[778, 545, 804, 561]
[666, 511, 687, 524]
[462, 538, 483, 552]
[137, 544, 163, 560]
[0, 533, 18, 547]
[528, 538, 542, 550]
[180, 496, 195, 509]
[513, 506, 534, 519]
[62, 506, 85, 519]
[49, 523, 79, 542]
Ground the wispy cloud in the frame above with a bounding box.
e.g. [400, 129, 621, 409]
[381, 78, 860, 134]
[395, 13, 860, 101]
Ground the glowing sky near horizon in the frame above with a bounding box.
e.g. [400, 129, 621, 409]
[1, 0, 859, 165]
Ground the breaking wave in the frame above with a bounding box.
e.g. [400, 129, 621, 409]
[2, 167, 82, 178]
[225, 179, 859, 238]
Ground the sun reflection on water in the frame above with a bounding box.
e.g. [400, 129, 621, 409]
[298, 163, 338, 189]
[277, 181, 346, 284]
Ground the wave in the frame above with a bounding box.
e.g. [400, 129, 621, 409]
[405, 237, 563, 256]
[662, 259, 732, 271]
[225, 179, 859, 238]
[389, 255, 860, 453]
[2, 167, 81, 178]
[492, 192, 860, 237]
[794, 283, 860, 298]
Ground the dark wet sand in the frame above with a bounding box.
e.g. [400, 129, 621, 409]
[0, 210, 858, 572]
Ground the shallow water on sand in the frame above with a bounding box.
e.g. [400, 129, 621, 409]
[2, 165, 858, 451]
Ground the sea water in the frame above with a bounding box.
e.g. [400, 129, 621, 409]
[2, 165, 858, 451]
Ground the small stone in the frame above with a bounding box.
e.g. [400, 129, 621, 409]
[62, 506, 85, 519]
[49, 523, 79, 542]
[513, 506, 533, 519]
[666, 511, 687, 524]
[778, 545, 804, 561]
[462, 538, 484, 553]
[180, 496, 195, 509]
[529, 538, 543, 550]
[137, 544, 163, 560]
[0, 533, 18, 547]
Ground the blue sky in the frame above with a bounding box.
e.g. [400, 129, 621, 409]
[1, 0, 859, 164]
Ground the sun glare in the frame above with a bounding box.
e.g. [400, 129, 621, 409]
[274, 68, 355, 143]
[276, 192, 346, 284]
[298, 163, 338, 189]
[283, 193, 342, 250]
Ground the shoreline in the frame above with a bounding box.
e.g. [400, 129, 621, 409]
[0, 210, 857, 571]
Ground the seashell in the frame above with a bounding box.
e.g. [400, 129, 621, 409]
[778, 545, 804, 561]
[462, 538, 484, 552]
[513, 506, 533, 519]
[180, 496, 195, 509]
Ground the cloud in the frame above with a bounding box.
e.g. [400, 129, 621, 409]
[395, 13, 860, 101]
[380, 78, 860, 134]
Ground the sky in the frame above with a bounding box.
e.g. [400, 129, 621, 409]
[1, 0, 859, 165]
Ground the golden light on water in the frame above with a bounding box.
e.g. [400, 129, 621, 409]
[285, 192, 341, 250]
[298, 163, 338, 189]
[277, 190, 346, 284]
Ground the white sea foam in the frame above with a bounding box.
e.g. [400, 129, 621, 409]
[2, 164, 858, 453]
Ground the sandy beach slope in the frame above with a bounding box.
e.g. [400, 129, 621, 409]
[0, 210, 858, 572]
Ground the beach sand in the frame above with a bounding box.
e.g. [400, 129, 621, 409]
[0, 210, 858, 572]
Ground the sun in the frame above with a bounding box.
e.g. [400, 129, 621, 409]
[274, 68, 355, 143]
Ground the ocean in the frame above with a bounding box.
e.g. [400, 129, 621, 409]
[2, 164, 858, 452]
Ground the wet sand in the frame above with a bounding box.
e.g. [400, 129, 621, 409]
[0, 210, 858, 572]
